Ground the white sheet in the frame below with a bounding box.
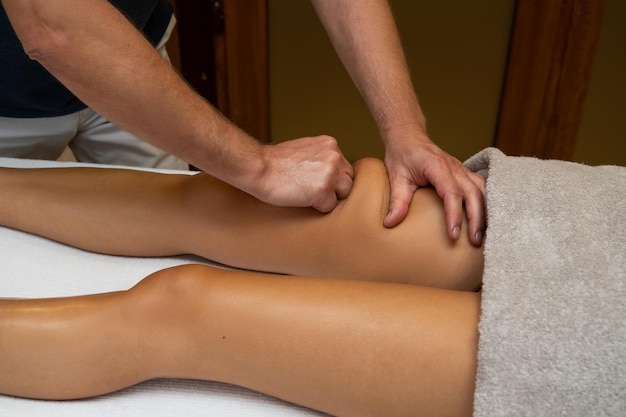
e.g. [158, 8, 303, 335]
[0, 157, 329, 417]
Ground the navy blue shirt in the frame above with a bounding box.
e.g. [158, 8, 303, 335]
[0, 0, 173, 118]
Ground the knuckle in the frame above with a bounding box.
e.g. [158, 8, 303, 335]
[315, 134, 337, 146]
[314, 195, 337, 213]
[446, 185, 464, 199]
[431, 153, 450, 169]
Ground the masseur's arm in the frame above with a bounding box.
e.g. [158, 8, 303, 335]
[310, 0, 486, 244]
[0, 0, 353, 212]
[0, 160, 483, 290]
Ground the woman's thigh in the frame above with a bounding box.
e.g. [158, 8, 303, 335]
[184, 158, 484, 290]
[145, 264, 480, 417]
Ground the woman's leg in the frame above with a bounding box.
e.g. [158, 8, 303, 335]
[0, 158, 482, 289]
[0, 264, 479, 417]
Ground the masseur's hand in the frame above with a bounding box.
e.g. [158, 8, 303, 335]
[256, 135, 354, 213]
[383, 128, 486, 246]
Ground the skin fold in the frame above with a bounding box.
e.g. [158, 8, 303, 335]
[0, 158, 484, 417]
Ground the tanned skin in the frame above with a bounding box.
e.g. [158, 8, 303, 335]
[0, 159, 483, 417]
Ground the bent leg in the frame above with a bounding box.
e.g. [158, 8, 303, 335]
[0, 264, 479, 417]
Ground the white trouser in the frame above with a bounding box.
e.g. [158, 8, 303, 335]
[0, 16, 188, 170]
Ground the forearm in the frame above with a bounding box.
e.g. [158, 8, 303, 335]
[311, 0, 426, 138]
[0, 265, 479, 417]
[1, 0, 263, 186]
[312, 1, 488, 244]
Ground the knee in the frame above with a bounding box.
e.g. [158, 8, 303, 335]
[133, 262, 218, 292]
[122, 264, 223, 377]
[128, 264, 222, 315]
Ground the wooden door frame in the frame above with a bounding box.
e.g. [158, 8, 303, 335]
[169, 0, 269, 143]
[494, 0, 606, 160]
[215, 0, 269, 143]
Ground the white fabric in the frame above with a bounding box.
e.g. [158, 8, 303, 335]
[0, 157, 328, 417]
[0, 110, 189, 170]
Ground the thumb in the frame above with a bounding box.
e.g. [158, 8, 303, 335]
[383, 180, 416, 228]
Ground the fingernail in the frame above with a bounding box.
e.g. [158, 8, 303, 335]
[475, 230, 483, 243]
[452, 226, 461, 239]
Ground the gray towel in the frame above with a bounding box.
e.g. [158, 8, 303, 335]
[465, 148, 626, 417]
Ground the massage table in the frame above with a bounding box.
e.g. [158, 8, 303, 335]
[0, 157, 328, 417]
[2, 149, 626, 416]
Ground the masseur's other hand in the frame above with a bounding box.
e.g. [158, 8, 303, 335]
[258, 135, 354, 213]
[383, 130, 486, 246]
